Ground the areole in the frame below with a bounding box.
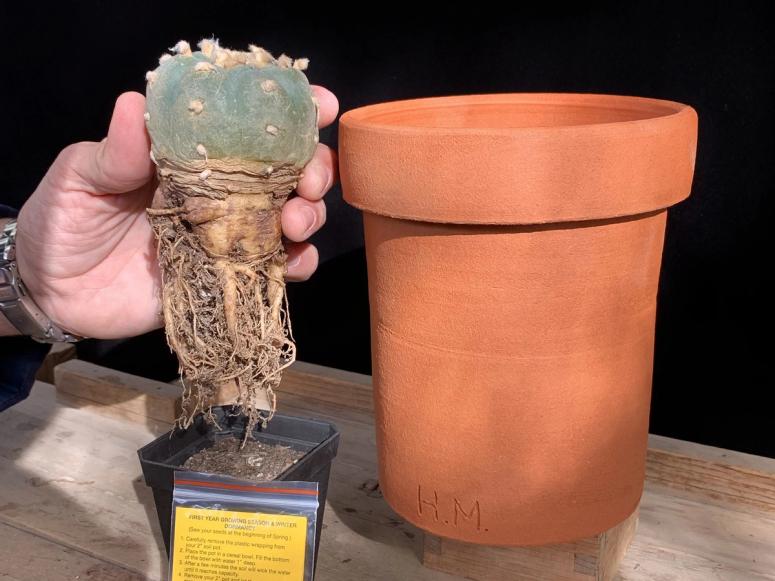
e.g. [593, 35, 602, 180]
[340, 93, 697, 545]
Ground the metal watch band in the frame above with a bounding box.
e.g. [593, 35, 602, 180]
[0, 219, 84, 343]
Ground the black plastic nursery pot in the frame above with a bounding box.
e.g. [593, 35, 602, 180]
[137, 406, 340, 567]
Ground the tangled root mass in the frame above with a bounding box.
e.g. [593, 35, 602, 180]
[148, 161, 298, 438]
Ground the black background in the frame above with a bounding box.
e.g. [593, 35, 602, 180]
[1, 2, 773, 457]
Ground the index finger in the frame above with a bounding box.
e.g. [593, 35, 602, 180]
[312, 85, 339, 129]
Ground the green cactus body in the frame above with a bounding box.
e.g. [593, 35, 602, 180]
[145, 40, 318, 434]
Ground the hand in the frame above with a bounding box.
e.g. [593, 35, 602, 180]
[13, 89, 338, 340]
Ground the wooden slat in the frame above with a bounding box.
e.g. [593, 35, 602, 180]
[2, 362, 773, 581]
[646, 447, 775, 513]
[598, 508, 638, 580]
[647, 434, 775, 473]
[54, 359, 181, 427]
[0, 521, 147, 581]
[0, 382, 169, 580]
[169, 360, 373, 413]
[62, 358, 373, 424]
[422, 511, 638, 581]
[622, 487, 775, 580]
[280, 361, 374, 414]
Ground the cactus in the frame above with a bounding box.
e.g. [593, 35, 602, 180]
[145, 40, 318, 436]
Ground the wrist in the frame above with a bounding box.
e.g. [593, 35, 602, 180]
[0, 218, 84, 342]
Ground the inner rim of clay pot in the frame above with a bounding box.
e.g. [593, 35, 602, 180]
[343, 93, 688, 131]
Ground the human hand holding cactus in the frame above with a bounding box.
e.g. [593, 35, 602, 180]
[11, 44, 337, 353]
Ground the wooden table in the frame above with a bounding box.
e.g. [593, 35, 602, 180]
[1, 359, 774, 580]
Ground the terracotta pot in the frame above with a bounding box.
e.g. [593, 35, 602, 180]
[339, 94, 697, 546]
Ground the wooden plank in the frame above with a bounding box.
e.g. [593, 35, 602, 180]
[56, 391, 176, 436]
[0, 521, 147, 581]
[280, 361, 374, 414]
[646, 447, 775, 513]
[54, 359, 181, 426]
[621, 487, 775, 580]
[0, 382, 168, 580]
[168, 359, 371, 412]
[2, 364, 774, 581]
[35, 342, 76, 384]
[58, 358, 371, 423]
[422, 511, 638, 581]
[648, 434, 775, 474]
[598, 508, 638, 580]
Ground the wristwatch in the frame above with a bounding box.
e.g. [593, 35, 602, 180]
[0, 219, 84, 343]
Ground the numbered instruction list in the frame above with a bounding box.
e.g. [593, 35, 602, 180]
[171, 507, 308, 581]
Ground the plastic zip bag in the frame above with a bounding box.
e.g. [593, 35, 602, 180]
[169, 470, 319, 581]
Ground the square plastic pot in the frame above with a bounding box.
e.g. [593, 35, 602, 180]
[137, 406, 340, 566]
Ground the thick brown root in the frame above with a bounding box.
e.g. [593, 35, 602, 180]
[148, 160, 298, 438]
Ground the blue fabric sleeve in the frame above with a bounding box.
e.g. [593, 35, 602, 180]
[0, 203, 52, 411]
[0, 337, 51, 411]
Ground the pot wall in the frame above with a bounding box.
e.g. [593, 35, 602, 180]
[364, 211, 666, 545]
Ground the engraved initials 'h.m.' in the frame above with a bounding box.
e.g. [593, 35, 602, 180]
[417, 485, 439, 521]
[454, 498, 481, 530]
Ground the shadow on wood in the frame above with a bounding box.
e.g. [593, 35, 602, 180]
[35, 342, 76, 384]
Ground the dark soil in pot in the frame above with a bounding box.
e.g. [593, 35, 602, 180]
[183, 436, 305, 480]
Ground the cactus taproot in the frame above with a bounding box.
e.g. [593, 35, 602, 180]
[145, 40, 318, 435]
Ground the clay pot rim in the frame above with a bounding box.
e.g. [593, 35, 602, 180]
[340, 93, 697, 225]
[339, 93, 693, 136]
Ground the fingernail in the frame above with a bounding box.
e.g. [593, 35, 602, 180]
[300, 206, 317, 234]
[287, 254, 302, 269]
[320, 167, 332, 192]
[309, 164, 329, 196]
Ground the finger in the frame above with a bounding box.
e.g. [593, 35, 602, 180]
[297, 144, 337, 201]
[62, 91, 153, 195]
[281, 197, 326, 243]
[286, 242, 319, 282]
[311, 85, 339, 128]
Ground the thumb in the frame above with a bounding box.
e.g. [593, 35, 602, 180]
[59, 91, 154, 194]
